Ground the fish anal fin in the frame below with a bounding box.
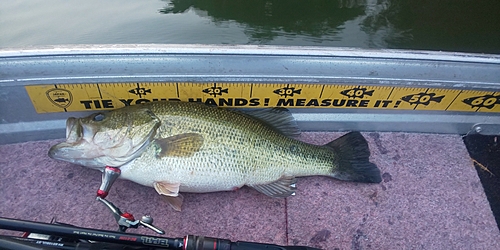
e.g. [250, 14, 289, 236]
[155, 133, 204, 158]
[162, 194, 184, 212]
[249, 176, 297, 198]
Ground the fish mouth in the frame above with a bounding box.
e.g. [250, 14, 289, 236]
[48, 118, 107, 170]
[49, 117, 85, 158]
[48, 115, 156, 170]
[48, 118, 93, 161]
[65, 117, 82, 143]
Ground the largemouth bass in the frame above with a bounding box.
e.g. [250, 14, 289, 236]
[49, 101, 381, 211]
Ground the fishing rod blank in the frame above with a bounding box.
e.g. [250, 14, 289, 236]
[0, 217, 183, 249]
[0, 217, 322, 250]
[0, 235, 59, 250]
[184, 235, 321, 250]
[0, 235, 158, 250]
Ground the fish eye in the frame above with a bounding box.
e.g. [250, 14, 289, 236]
[93, 113, 105, 122]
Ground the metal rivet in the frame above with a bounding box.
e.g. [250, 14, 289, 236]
[475, 126, 482, 133]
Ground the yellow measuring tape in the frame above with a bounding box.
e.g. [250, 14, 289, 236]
[25, 82, 500, 113]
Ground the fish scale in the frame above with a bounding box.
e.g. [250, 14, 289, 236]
[121, 104, 332, 192]
[49, 101, 381, 211]
[119, 102, 334, 192]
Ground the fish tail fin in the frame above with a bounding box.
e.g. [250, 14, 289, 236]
[325, 132, 381, 183]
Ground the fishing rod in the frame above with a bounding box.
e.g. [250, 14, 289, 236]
[0, 216, 320, 250]
[0, 167, 321, 250]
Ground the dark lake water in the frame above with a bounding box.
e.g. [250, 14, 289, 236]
[1, 0, 499, 53]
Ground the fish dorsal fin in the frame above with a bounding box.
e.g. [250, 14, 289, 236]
[248, 176, 297, 198]
[242, 108, 300, 137]
[155, 133, 204, 158]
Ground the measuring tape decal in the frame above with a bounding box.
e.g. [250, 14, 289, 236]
[25, 82, 500, 113]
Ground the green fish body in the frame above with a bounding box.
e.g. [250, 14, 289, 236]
[49, 101, 381, 211]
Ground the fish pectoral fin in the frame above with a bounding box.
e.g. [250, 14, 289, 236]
[155, 133, 204, 158]
[162, 194, 184, 212]
[154, 182, 181, 196]
[248, 176, 297, 198]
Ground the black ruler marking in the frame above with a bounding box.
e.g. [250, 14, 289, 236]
[386, 87, 395, 100]
[319, 85, 325, 98]
[445, 90, 462, 111]
[97, 84, 103, 99]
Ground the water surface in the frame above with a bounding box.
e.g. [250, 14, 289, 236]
[1, 0, 499, 53]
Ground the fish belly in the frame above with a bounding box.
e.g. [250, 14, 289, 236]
[118, 144, 280, 193]
[117, 139, 325, 193]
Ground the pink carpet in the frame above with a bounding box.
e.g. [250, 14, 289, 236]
[1, 132, 499, 249]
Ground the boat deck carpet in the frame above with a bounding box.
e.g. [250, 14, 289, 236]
[1, 132, 499, 249]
